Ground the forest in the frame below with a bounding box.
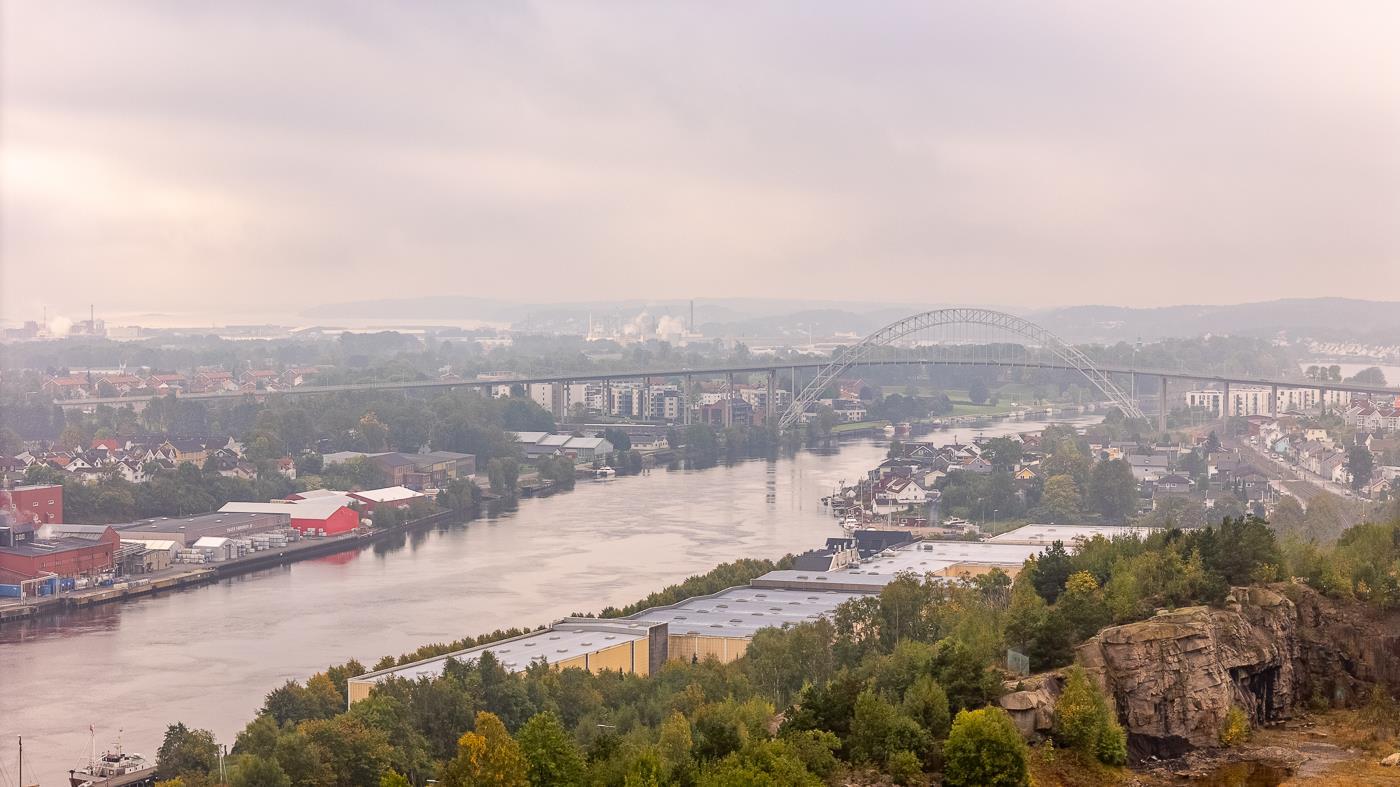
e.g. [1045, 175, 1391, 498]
[141, 504, 1400, 787]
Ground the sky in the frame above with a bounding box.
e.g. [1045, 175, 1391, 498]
[2, 1, 1399, 325]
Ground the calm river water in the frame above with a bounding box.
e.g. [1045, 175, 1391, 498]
[0, 415, 1099, 785]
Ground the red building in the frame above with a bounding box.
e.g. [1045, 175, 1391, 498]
[218, 500, 362, 535]
[0, 526, 118, 579]
[1, 484, 64, 525]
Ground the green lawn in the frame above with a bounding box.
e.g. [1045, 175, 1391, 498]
[832, 419, 890, 433]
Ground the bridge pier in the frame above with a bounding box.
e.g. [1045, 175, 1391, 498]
[1220, 380, 1230, 437]
[1271, 384, 1278, 418]
[766, 369, 776, 425]
[1158, 376, 1168, 433]
[724, 372, 735, 427]
[683, 374, 692, 426]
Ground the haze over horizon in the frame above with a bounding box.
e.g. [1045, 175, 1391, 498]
[3, 1, 1398, 321]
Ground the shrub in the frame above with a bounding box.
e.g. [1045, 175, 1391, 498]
[1052, 666, 1127, 765]
[1219, 706, 1250, 747]
[942, 708, 1029, 787]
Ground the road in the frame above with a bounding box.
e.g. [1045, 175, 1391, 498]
[1229, 438, 1368, 530]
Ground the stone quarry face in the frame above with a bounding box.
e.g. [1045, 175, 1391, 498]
[1073, 584, 1400, 759]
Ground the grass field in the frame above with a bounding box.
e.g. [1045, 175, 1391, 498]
[879, 385, 1047, 417]
[831, 419, 890, 434]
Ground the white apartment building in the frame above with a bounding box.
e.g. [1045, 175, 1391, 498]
[1185, 385, 1350, 416]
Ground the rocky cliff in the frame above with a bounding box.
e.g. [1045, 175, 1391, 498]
[1075, 583, 1400, 758]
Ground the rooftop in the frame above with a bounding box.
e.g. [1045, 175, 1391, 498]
[628, 585, 864, 638]
[351, 486, 426, 504]
[219, 499, 351, 519]
[0, 537, 104, 558]
[352, 619, 657, 686]
[987, 524, 1159, 546]
[117, 511, 292, 538]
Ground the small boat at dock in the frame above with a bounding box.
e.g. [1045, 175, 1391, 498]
[70, 728, 155, 787]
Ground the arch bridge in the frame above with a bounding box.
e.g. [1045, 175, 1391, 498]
[778, 307, 1146, 429]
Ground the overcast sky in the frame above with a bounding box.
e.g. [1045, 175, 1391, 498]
[3, 1, 1398, 324]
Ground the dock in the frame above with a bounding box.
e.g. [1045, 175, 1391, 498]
[0, 508, 463, 627]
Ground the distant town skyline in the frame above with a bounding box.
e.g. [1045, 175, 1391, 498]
[3, 1, 1398, 321]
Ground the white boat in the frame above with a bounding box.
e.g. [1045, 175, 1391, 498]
[840, 516, 861, 533]
[593, 466, 617, 481]
[70, 728, 154, 787]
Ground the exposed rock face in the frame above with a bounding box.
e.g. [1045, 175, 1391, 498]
[997, 673, 1063, 738]
[1076, 586, 1297, 757]
[1072, 583, 1400, 758]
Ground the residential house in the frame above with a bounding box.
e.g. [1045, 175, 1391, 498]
[871, 477, 928, 515]
[1155, 474, 1192, 495]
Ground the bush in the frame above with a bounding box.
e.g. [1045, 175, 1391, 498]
[886, 749, 923, 785]
[942, 708, 1029, 787]
[1219, 706, 1249, 747]
[1052, 666, 1126, 765]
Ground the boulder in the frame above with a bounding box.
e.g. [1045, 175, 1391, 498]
[1076, 586, 1296, 757]
[1382, 753, 1400, 767]
[998, 673, 1063, 738]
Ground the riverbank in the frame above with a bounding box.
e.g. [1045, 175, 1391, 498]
[2, 442, 890, 787]
[0, 507, 464, 628]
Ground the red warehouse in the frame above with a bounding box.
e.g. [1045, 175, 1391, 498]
[218, 499, 362, 535]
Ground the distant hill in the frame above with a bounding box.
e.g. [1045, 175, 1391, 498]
[303, 296, 1400, 344]
[1023, 298, 1400, 343]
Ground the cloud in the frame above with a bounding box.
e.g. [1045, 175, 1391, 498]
[1, 1, 1397, 324]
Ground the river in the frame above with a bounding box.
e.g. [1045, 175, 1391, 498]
[0, 414, 1100, 785]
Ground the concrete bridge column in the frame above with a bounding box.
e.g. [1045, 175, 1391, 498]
[1158, 376, 1168, 433]
[603, 378, 611, 419]
[725, 372, 735, 427]
[683, 374, 692, 425]
[1270, 385, 1278, 418]
[766, 369, 776, 425]
[1221, 380, 1230, 437]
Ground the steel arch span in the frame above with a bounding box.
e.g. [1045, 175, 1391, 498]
[778, 307, 1146, 429]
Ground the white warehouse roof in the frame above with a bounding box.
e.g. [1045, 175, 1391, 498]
[628, 585, 864, 638]
[352, 620, 655, 686]
[351, 486, 425, 504]
[988, 524, 1160, 546]
[219, 499, 350, 520]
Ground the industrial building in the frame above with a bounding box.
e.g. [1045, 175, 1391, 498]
[121, 539, 180, 573]
[986, 524, 1158, 547]
[0, 525, 119, 581]
[320, 451, 476, 489]
[625, 585, 866, 663]
[116, 511, 293, 546]
[345, 523, 1158, 705]
[0, 483, 64, 526]
[218, 499, 360, 535]
[348, 486, 427, 512]
[347, 619, 669, 704]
